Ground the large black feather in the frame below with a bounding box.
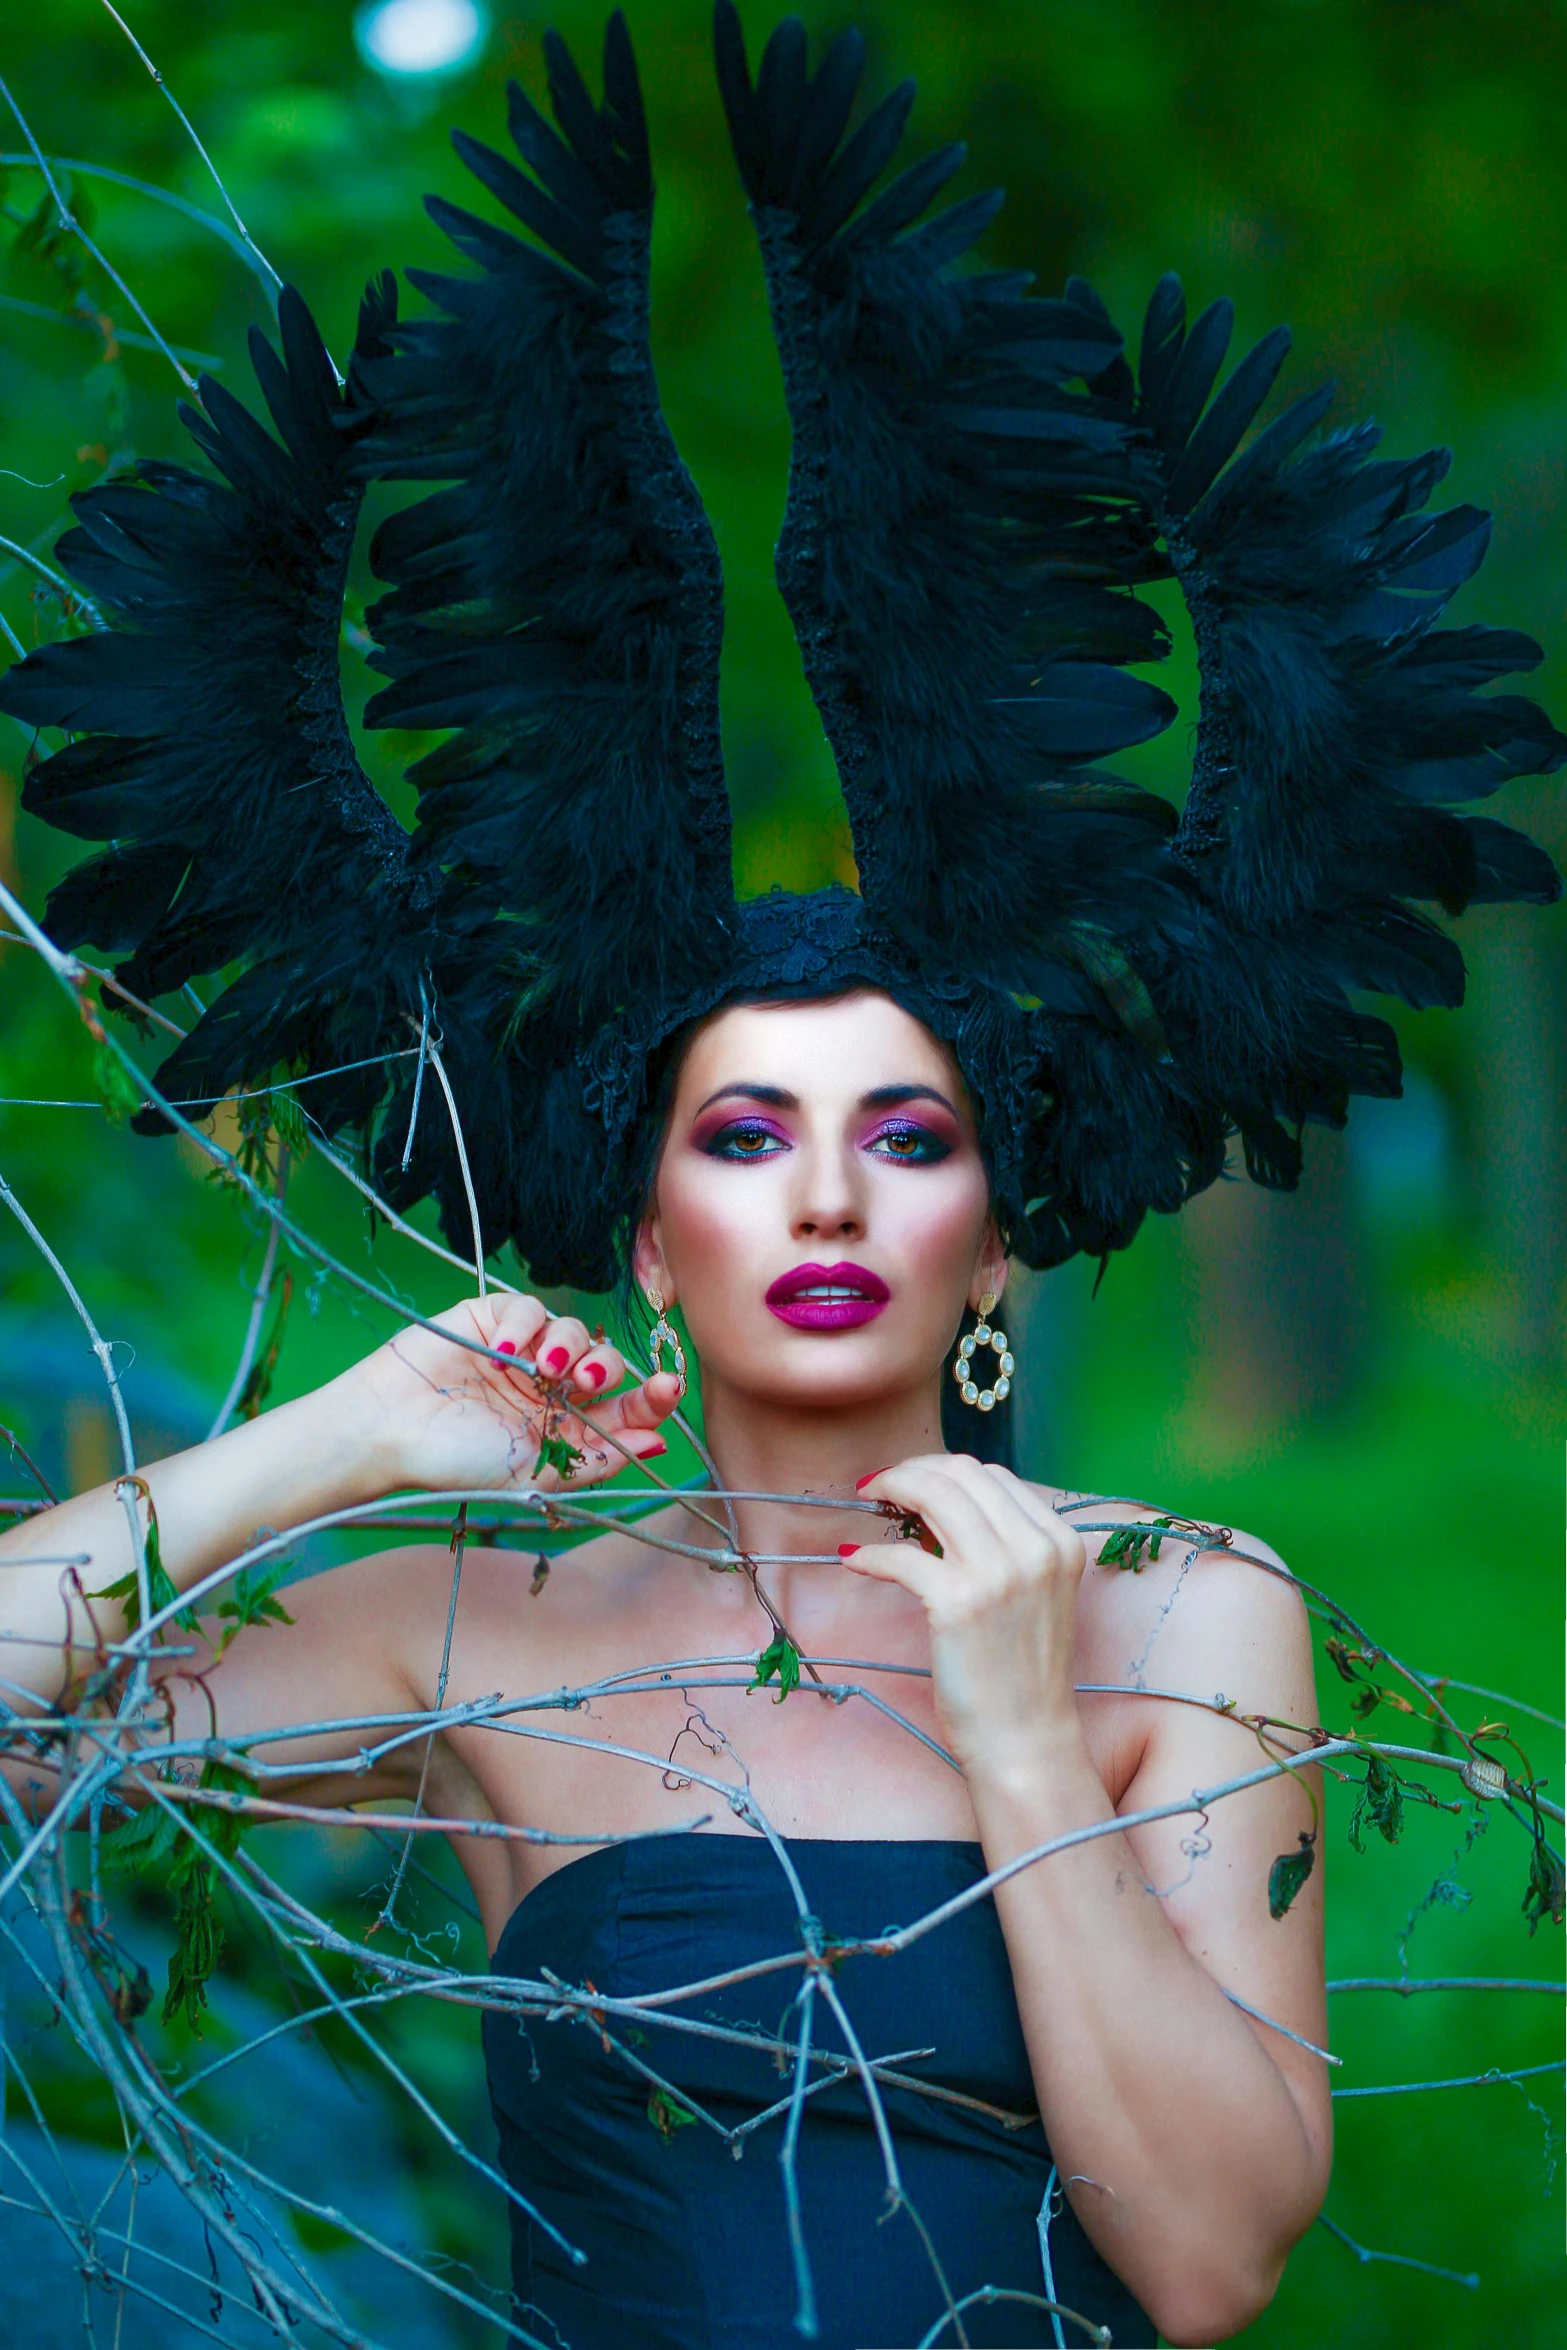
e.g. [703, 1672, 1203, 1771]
[714, 0, 1179, 1033]
[356, 8, 735, 1050]
[1, 278, 429, 1138]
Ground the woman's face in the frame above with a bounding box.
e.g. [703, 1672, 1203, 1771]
[636, 990, 1006, 1411]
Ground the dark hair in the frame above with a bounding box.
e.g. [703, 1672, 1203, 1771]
[940, 1365, 1017, 1468]
[615, 996, 1018, 1468]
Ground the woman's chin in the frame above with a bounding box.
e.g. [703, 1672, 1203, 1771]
[706, 1336, 933, 1414]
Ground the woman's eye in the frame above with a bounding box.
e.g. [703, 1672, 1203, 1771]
[866, 1122, 950, 1164]
[705, 1120, 788, 1160]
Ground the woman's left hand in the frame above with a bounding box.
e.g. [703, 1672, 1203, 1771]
[841, 1458, 1088, 1782]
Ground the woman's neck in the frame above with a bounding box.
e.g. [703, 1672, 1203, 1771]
[694, 1374, 943, 1626]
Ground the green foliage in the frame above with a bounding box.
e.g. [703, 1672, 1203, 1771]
[103, 1760, 252, 2033]
[92, 1039, 145, 1126]
[646, 2085, 699, 2142]
[1348, 1751, 1406, 1853]
[9, 169, 93, 292]
[289, 2208, 358, 2255]
[750, 1630, 801, 1702]
[1267, 1831, 1316, 1920]
[212, 1558, 296, 1656]
[1523, 1825, 1565, 1937]
[233, 1076, 311, 1193]
[97, 1557, 294, 2031]
[534, 1431, 584, 1480]
[99, 1492, 198, 1637]
[1098, 1515, 1174, 1571]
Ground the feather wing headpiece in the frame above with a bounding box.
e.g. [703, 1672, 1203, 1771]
[715, 2, 1562, 1263]
[3, 5, 1560, 1290]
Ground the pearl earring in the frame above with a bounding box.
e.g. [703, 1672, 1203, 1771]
[644, 1288, 687, 1392]
[953, 1291, 1013, 1412]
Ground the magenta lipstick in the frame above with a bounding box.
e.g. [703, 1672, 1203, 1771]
[765, 1261, 891, 1332]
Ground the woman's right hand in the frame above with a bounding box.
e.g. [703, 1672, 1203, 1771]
[348, 1292, 683, 1497]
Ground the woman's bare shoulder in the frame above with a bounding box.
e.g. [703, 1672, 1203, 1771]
[1043, 1482, 1312, 1702]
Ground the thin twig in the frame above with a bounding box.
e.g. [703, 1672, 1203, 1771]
[0, 77, 197, 388]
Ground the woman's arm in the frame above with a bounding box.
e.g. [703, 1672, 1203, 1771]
[0, 1293, 678, 1726]
[845, 1462, 1330, 2348]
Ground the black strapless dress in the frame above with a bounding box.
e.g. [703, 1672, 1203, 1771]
[483, 1836, 1154, 2348]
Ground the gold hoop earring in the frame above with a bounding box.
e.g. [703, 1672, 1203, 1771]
[953, 1291, 1013, 1413]
[645, 1288, 687, 1392]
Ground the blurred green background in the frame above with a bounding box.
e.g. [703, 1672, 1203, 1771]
[0, 1, 1561, 2344]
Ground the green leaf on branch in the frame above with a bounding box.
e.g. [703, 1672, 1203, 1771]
[1349, 1751, 1405, 1852]
[103, 1763, 255, 2034]
[162, 1854, 223, 2031]
[230, 1069, 310, 1194]
[1522, 1826, 1565, 1937]
[750, 1632, 801, 1703]
[213, 1560, 296, 1657]
[102, 1799, 181, 1871]
[534, 1432, 584, 1479]
[101, 1496, 198, 1637]
[267, 1083, 311, 1162]
[93, 1040, 145, 1126]
[1268, 1831, 1316, 1919]
[1099, 1516, 1173, 1572]
[646, 2086, 698, 2142]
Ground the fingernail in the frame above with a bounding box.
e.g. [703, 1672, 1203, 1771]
[495, 1340, 518, 1357]
[583, 1361, 607, 1388]
[543, 1346, 568, 1373]
[837, 1543, 858, 1559]
[855, 1467, 891, 1490]
[641, 1437, 667, 1459]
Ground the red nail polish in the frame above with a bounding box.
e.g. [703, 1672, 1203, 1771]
[855, 1467, 891, 1490]
[641, 1437, 667, 1459]
[543, 1346, 568, 1373]
[584, 1361, 607, 1388]
[837, 1543, 859, 1558]
[495, 1340, 518, 1357]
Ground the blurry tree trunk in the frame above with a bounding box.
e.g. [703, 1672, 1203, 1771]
[1178, 1128, 1367, 1446]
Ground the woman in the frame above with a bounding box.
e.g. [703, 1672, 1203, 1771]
[4, 984, 1328, 2348]
[1, 7, 1558, 2344]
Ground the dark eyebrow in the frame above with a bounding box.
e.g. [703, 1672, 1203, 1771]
[692, 1080, 960, 1117]
[693, 1082, 799, 1115]
[862, 1083, 960, 1116]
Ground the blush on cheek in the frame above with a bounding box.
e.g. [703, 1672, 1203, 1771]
[657, 1165, 774, 1310]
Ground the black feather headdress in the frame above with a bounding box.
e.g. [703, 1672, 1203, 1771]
[3, 6, 1560, 1292]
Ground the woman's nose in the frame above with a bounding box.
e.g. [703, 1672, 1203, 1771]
[789, 1151, 864, 1241]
